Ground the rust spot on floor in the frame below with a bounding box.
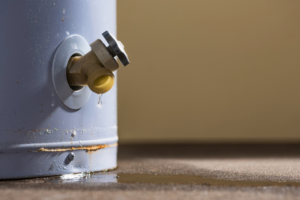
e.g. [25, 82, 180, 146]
[36, 143, 117, 152]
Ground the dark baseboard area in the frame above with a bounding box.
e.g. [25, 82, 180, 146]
[118, 143, 300, 159]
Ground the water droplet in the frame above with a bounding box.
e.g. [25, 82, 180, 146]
[71, 130, 76, 137]
[97, 94, 102, 107]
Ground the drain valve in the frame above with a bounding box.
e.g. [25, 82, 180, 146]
[67, 31, 130, 94]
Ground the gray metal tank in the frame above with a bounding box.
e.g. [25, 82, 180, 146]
[0, 0, 119, 179]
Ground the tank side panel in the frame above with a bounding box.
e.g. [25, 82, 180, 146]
[0, 0, 117, 147]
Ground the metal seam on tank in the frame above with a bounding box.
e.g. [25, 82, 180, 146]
[0, 136, 118, 152]
[36, 143, 117, 152]
[0, 125, 117, 135]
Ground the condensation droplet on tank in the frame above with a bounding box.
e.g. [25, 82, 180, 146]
[71, 130, 76, 137]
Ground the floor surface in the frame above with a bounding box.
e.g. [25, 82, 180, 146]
[1, 144, 300, 200]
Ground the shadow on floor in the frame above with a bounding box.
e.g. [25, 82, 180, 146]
[118, 143, 300, 159]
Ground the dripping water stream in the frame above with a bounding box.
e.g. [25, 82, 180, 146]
[97, 94, 102, 107]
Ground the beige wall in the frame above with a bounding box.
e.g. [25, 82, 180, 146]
[117, 0, 300, 143]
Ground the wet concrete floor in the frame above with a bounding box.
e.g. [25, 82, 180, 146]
[1, 144, 300, 200]
[46, 172, 300, 187]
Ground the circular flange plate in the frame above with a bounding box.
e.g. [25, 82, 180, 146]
[52, 35, 92, 110]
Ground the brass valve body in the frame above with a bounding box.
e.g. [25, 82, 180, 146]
[66, 32, 129, 95]
[67, 50, 115, 94]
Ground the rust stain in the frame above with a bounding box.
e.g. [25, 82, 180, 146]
[36, 143, 117, 152]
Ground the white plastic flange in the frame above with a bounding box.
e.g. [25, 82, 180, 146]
[52, 35, 92, 110]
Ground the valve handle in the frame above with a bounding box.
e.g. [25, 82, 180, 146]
[102, 31, 130, 66]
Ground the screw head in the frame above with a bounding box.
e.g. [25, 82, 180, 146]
[102, 31, 130, 66]
[68, 152, 75, 161]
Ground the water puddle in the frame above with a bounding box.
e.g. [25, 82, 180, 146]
[49, 173, 300, 187]
[117, 174, 300, 187]
[3, 173, 300, 187]
[57, 173, 117, 184]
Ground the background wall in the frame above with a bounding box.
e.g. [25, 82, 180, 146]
[117, 0, 300, 143]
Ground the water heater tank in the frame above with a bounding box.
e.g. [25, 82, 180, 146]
[0, 0, 125, 179]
